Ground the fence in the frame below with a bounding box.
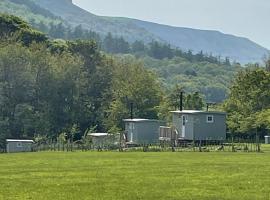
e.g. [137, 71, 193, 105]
[31, 137, 262, 153]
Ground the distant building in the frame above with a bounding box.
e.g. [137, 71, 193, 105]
[6, 139, 34, 153]
[87, 133, 120, 148]
[265, 136, 270, 144]
[171, 110, 226, 141]
[123, 119, 165, 144]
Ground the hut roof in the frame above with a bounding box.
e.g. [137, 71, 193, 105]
[6, 139, 34, 143]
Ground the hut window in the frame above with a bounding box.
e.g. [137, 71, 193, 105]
[182, 115, 187, 125]
[206, 115, 214, 123]
[17, 142, 22, 148]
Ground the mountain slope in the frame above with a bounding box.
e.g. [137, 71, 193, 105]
[0, 0, 63, 25]
[132, 19, 269, 63]
[2, 0, 269, 64]
[34, 0, 161, 43]
[33, 0, 269, 64]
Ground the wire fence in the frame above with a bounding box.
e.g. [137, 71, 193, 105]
[0, 136, 265, 153]
[28, 137, 263, 153]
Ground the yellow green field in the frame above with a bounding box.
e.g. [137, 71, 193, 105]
[1, 150, 270, 200]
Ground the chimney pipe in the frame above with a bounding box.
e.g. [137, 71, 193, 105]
[130, 102, 134, 119]
[180, 91, 183, 111]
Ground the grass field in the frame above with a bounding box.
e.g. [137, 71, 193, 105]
[1, 151, 270, 200]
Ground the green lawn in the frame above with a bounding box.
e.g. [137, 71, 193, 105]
[1, 151, 270, 200]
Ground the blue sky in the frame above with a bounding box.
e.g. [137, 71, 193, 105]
[73, 0, 270, 49]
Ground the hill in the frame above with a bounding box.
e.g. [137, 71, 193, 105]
[131, 19, 269, 64]
[0, 0, 64, 25]
[1, 0, 269, 63]
[32, 0, 269, 64]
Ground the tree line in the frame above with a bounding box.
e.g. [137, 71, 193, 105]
[31, 21, 231, 65]
[28, 18, 238, 103]
[31, 20, 237, 103]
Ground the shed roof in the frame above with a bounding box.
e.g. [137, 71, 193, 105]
[87, 133, 109, 137]
[123, 118, 161, 123]
[6, 139, 34, 143]
[170, 110, 226, 115]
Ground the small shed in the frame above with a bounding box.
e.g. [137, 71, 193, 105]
[87, 133, 119, 148]
[6, 139, 34, 153]
[171, 110, 226, 141]
[123, 119, 165, 144]
[265, 136, 270, 144]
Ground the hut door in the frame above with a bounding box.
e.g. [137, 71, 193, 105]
[129, 123, 134, 143]
[182, 115, 187, 138]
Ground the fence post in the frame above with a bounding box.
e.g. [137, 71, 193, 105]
[231, 136, 235, 152]
[256, 129, 260, 152]
[199, 140, 202, 152]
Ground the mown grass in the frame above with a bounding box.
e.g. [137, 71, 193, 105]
[1, 151, 270, 200]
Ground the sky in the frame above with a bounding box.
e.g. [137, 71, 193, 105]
[73, 0, 270, 49]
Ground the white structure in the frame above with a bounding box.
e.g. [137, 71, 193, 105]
[265, 136, 270, 144]
[6, 139, 34, 153]
[171, 110, 226, 141]
[87, 133, 119, 148]
[123, 119, 165, 144]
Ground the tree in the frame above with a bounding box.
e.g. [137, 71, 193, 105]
[264, 55, 270, 72]
[167, 84, 184, 110]
[195, 51, 204, 62]
[49, 23, 66, 39]
[72, 25, 84, 39]
[132, 40, 145, 52]
[103, 32, 114, 53]
[104, 57, 162, 130]
[224, 57, 231, 66]
[116, 37, 130, 53]
[224, 68, 270, 136]
[185, 92, 204, 110]
[67, 40, 115, 132]
[0, 39, 84, 146]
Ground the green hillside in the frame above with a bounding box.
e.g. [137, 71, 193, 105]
[1, 0, 269, 64]
[142, 56, 242, 102]
[0, 0, 63, 25]
[34, 0, 161, 43]
[34, 0, 269, 64]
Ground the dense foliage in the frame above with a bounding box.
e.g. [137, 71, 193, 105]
[0, 15, 168, 148]
[0, 0, 247, 103]
[224, 68, 270, 137]
[1, 14, 238, 103]
[0, 0, 63, 26]
[0, 14, 47, 45]
[39, 24, 240, 102]
[35, 22, 232, 65]
[142, 56, 241, 102]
